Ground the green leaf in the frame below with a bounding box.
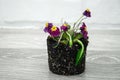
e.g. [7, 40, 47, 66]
[68, 25, 71, 29]
[62, 32, 69, 40]
[60, 40, 68, 45]
[74, 33, 82, 40]
[68, 29, 74, 36]
[74, 39, 84, 66]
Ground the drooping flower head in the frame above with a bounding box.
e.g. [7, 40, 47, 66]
[61, 24, 69, 31]
[83, 9, 91, 17]
[80, 22, 88, 39]
[80, 22, 87, 30]
[44, 23, 53, 33]
[82, 31, 88, 39]
[49, 26, 60, 37]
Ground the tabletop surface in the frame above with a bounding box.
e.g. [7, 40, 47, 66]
[0, 28, 120, 80]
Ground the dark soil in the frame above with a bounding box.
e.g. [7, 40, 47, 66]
[47, 36, 88, 75]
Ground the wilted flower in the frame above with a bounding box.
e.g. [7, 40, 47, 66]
[83, 9, 91, 17]
[44, 23, 53, 33]
[80, 22, 88, 39]
[61, 24, 68, 31]
[49, 26, 60, 37]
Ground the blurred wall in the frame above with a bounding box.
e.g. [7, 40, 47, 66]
[0, 0, 120, 24]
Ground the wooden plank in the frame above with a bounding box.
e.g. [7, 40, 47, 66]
[0, 49, 120, 80]
[0, 29, 120, 79]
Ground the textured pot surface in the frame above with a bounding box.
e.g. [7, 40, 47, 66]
[47, 37, 88, 75]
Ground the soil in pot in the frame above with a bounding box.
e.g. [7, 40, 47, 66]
[47, 36, 88, 75]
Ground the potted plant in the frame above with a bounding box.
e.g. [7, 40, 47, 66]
[44, 9, 91, 75]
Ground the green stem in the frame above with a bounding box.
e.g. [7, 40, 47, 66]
[76, 17, 87, 28]
[58, 32, 64, 43]
[74, 17, 87, 32]
[53, 32, 64, 48]
[74, 39, 84, 66]
[73, 15, 84, 28]
[66, 32, 73, 47]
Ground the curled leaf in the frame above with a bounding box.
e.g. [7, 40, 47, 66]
[74, 39, 84, 66]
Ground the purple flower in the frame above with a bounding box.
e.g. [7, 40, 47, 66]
[61, 24, 68, 31]
[80, 22, 86, 30]
[44, 23, 53, 33]
[83, 9, 91, 17]
[81, 31, 88, 39]
[49, 26, 60, 37]
[80, 22, 88, 39]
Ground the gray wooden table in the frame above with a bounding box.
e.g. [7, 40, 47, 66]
[0, 28, 120, 80]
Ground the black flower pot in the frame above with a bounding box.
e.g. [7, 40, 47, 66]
[47, 36, 88, 75]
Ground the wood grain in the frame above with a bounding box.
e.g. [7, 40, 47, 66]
[0, 49, 120, 80]
[0, 29, 120, 80]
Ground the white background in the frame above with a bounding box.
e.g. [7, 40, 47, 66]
[0, 0, 120, 24]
